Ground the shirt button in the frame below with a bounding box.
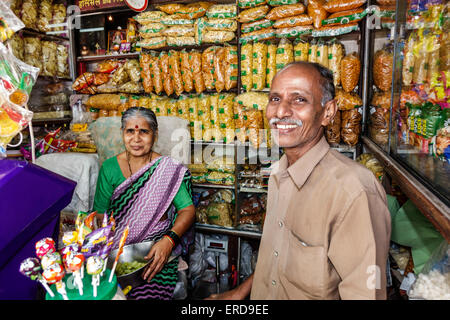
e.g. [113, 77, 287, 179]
[278, 221, 283, 228]
[274, 251, 278, 257]
[272, 280, 276, 286]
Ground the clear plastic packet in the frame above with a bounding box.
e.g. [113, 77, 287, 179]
[268, 0, 301, 5]
[37, 0, 53, 33]
[239, 28, 275, 43]
[294, 39, 309, 62]
[180, 50, 194, 93]
[218, 93, 236, 143]
[240, 41, 253, 92]
[266, 41, 277, 88]
[326, 110, 341, 145]
[166, 36, 196, 47]
[190, 50, 205, 94]
[140, 54, 154, 94]
[205, 18, 238, 32]
[52, 3, 67, 32]
[323, 0, 366, 13]
[156, 4, 184, 15]
[174, 2, 212, 19]
[6, 33, 24, 61]
[213, 47, 226, 93]
[56, 44, 69, 79]
[149, 51, 163, 95]
[322, 7, 367, 26]
[224, 45, 238, 91]
[134, 11, 167, 24]
[163, 26, 195, 37]
[159, 51, 174, 96]
[335, 88, 362, 110]
[139, 23, 166, 38]
[267, 3, 306, 20]
[206, 4, 237, 19]
[21, 0, 38, 30]
[276, 38, 294, 73]
[168, 50, 184, 96]
[203, 31, 235, 44]
[373, 43, 394, 92]
[272, 14, 313, 28]
[202, 46, 218, 91]
[241, 19, 274, 34]
[236, 92, 269, 111]
[252, 42, 268, 91]
[340, 52, 360, 92]
[307, 0, 328, 29]
[312, 23, 359, 37]
[0, 0, 25, 42]
[194, 17, 206, 45]
[239, 5, 270, 23]
[41, 41, 58, 77]
[275, 25, 313, 38]
[23, 37, 42, 70]
[328, 39, 344, 87]
[341, 108, 362, 146]
[136, 37, 167, 49]
[160, 16, 194, 27]
[239, 0, 267, 8]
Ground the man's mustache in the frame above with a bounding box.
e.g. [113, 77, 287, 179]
[269, 118, 303, 127]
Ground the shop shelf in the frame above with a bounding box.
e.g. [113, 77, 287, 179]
[192, 183, 235, 190]
[194, 223, 262, 239]
[77, 52, 140, 62]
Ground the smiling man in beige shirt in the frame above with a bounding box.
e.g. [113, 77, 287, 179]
[208, 61, 391, 300]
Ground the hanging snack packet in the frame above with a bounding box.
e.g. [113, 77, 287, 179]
[241, 19, 274, 34]
[81, 224, 113, 259]
[180, 50, 194, 93]
[239, 0, 268, 8]
[239, 5, 270, 23]
[340, 52, 360, 92]
[307, 0, 328, 29]
[252, 41, 268, 91]
[0, 1, 25, 42]
[168, 50, 184, 96]
[177, 94, 190, 120]
[266, 41, 277, 88]
[191, 49, 205, 94]
[205, 19, 238, 32]
[198, 93, 212, 139]
[241, 41, 253, 92]
[140, 54, 153, 94]
[294, 39, 309, 62]
[224, 45, 238, 91]
[276, 38, 294, 73]
[323, 0, 366, 13]
[267, 4, 306, 20]
[159, 51, 174, 96]
[218, 93, 236, 143]
[316, 39, 329, 68]
[213, 47, 226, 93]
[202, 46, 217, 91]
[328, 39, 344, 87]
[206, 4, 238, 19]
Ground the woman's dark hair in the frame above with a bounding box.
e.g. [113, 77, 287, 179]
[121, 107, 158, 133]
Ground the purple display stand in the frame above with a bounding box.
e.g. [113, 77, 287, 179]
[0, 159, 76, 300]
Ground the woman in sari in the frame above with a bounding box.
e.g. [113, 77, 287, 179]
[93, 107, 195, 300]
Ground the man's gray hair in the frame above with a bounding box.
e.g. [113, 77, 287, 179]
[278, 61, 335, 107]
[121, 107, 158, 133]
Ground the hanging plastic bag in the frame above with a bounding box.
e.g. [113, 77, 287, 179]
[0, 0, 25, 43]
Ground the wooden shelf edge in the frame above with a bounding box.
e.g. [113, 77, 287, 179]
[194, 223, 262, 239]
[362, 136, 450, 242]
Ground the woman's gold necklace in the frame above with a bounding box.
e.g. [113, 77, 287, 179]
[126, 150, 153, 177]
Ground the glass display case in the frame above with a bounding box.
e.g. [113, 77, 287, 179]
[363, 0, 449, 239]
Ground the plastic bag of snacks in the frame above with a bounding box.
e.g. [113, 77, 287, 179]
[294, 39, 309, 62]
[308, 39, 317, 63]
[218, 93, 236, 143]
[322, 8, 367, 26]
[276, 38, 294, 73]
[198, 93, 211, 135]
[266, 41, 277, 88]
[206, 202, 233, 227]
[273, 14, 313, 28]
[400, 33, 414, 86]
[7, 33, 24, 61]
[275, 25, 313, 38]
[373, 44, 393, 92]
[124, 59, 141, 83]
[236, 92, 269, 112]
[0, 1, 24, 42]
[316, 39, 329, 68]
[0, 43, 38, 155]
[206, 156, 235, 173]
[213, 47, 226, 93]
[267, 4, 306, 20]
[202, 46, 217, 91]
[328, 39, 344, 87]
[168, 50, 184, 96]
[149, 52, 163, 95]
[246, 109, 264, 148]
[241, 19, 274, 34]
[111, 65, 129, 85]
[176, 95, 190, 120]
[174, 2, 212, 19]
[203, 31, 235, 44]
[205, 19, 237, 32]
[159, 51, 174, 96]
[341, 108, 362, 146]
[56, 45, 69, 79]
[239, 28, 275, 43]
[323, 0, 366, 13]
[239, 5, 270, 23]
[156, 4, 184, 14]
[340, 52, 360, 92]
[369, 107, 390, 146]
[234, 103, 247, 144]
[167, 36, 196, 47]
[335, 89, 362, 110]
[52, 3, 67, 32]
[163, 26, 195, 37]
[307, 0, 328, 29]
[268, 0, 302, 5]
[140, 54, 153, 93]
[240, 42, 253, 92]
[208, 93, 223, 142]
[137, 37, 167, 49]
[189, 50, 205, 94]
[37, 0, 54, 33]
[21, 0, 38, 30]
[252, 42, 268, 91]
[139, 23, 166, 38]
[23, 37, 42, 70]
[206, 4, 237, 19]
[180, 50, 193, 93]
[224, 45, 238, 91]
[134, 11, 167, 24]
[206, 172, 235, 186]
[161, 16, 194, 27]
[312, 23, 359, 37]
[326, 110, 341, 145]
[187, 94, 199, 137]
[194, 17, 206, 45]
[239, 0, 267, 8]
